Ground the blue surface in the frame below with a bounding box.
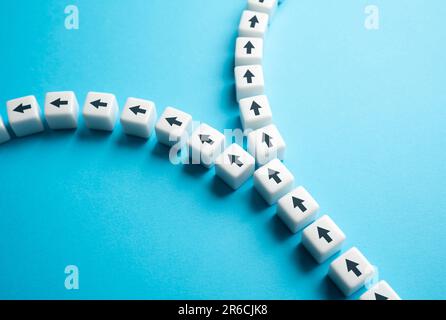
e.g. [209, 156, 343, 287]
[0, 0, 445, 300]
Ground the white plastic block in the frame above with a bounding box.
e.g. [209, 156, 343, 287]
[82, 92, 119, 131]
[238, 10, 269, 38]
[44, 91, 78, 130]
[235, 65, 265, 101]
[120, 97, 157, 139]
[155, 107, 192, 147]
[302, 215, 346, 263]
[253, 159, 294, 205]
[235, 37, 264, 67]
[247, 0, 278, 17]
[360, 281, 401, 300]
[188, 123, 225, 168]
[215, 143, 255, 189]
[7, 95, 44, 137]
[247, 124, 285, 165]
[239, 95, 272, 130]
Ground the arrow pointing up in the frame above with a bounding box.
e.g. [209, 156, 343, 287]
[90, 99, 107, 109]
[250, 101, 262, 116]
[244, 41, 255, 54]
[268, 168, 281, 184]
[292, 197, 307, 212]
[249, 15, 259, 28]
[199, 134, 214, 145]
[129, 105, 147, 115]
[374, 293, 389, 300]
[262, 132, 273, 148]
[50, 98, 68, 108]
[165, 117, 182, 127]
[243, 69, 255, 84]
[317, 226, 333, 243]
[13, 103, 32, 113]
[346, 259, 362, 277]
[228, 154, 243, 167]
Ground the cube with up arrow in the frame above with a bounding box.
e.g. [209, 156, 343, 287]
[235, 37, 264, 67]
[239, 94, 272, 130]
[247, 124, 285, 165]
[247, 0, 278, 18]
[234, 65, 265, 101]
[238, 10, 269, 38]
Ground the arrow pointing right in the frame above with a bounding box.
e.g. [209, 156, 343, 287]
[228, 154, 243, 167]
[268, 168, 281, 184]
[165, 117, 182, 127]
[374, 293, 389, 300]
[317, 226, 333, 243]
[250, 101, 262, 116]
[243, 69, 255, 84]
[244, 41, 255, 54]
[249, 15, 259, 28]
[13, 103, 32, 113]
[346, 259, 362, 277]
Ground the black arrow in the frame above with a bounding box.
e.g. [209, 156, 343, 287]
[165, 117, 182, 127]
[199, 134, 214, 145]
[374, 293, 389, 300]
[346, 259, 362, 277]
[51, 98, 68, 108]
[292, 197, 307, 212]
[228, 154, 243, 167]
[250, 101, 262, 116]
[244, 41, 255, 54]
[249, 15, 259, 28]
[90, 99, 107, 109]
[317, 226, 333, 243]
[262, 132, 273, 148]
[13, 103, 32, 113]
[268, 168, 281, 184]
[244, 69, 255, 84]
[129, 105, 146, 115]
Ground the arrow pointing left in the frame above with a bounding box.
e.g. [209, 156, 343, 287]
[13, 103, 32, 113]
[346, 259, 362, 277]
[268, 169, 281, 184]
[129, 105, 147, 115]
[90, 99, 107, 109]
[199, 134, 214, 145]
[50, 98, 69, 108]
[228, 154, 243, 167]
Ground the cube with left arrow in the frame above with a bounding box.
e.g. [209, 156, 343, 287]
[120, 97, 157, 139]
[7, 95, 44, 137]
[44, 91, 79, 130]
[82, 92, 119, 131]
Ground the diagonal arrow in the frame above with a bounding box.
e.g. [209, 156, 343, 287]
[129, 105, 146, 115]
[244, 41, 255, 54]
[244, 69, 255, 84]
[249, 15, 259, 28]
[250, 101, 262, 116]
[90, 99, 107, 109]
[50, 98, 68, 108]
[199, 134, 214, 145]
[262, 132, 273, 148]
[165, 117, 182, 127]
[13, 103, 32, 113]
[317, 226, 332, 243]
[374, 293, 389, 300]
[268, 168, 281, 184]
[346, 259, 362, 277]
[292, 197, 307, 212]
[228, 154, 243, 167]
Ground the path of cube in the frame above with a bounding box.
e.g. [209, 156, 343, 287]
[0, 0, 401, 300]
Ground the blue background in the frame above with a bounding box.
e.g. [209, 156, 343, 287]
[0, 0, 445, 299]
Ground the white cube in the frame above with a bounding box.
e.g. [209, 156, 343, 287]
[6, 95, 44, 137]
[155, 107, 192, 147]
[235, 37, 264, 67]
[329, 247, 375, 296]
[188, 123, 225, 168]
[360, 281, 401, 300]
[239, 10, 269, 38]
[44, 91, 78, 130]
[253, 159, 294, 205]
[215, 143, 255, 189]
[0, 115, 11, 144]
[120, 97, 157, 139]
[239, 95, 272, 130]
[247, 124, 285, 165]
[247, 0, 278, 18]
[82, 92, 119, 131]
[302, 215, 346, 263]
[277, 186, 320, 233]
[235, 65, 265, 101]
